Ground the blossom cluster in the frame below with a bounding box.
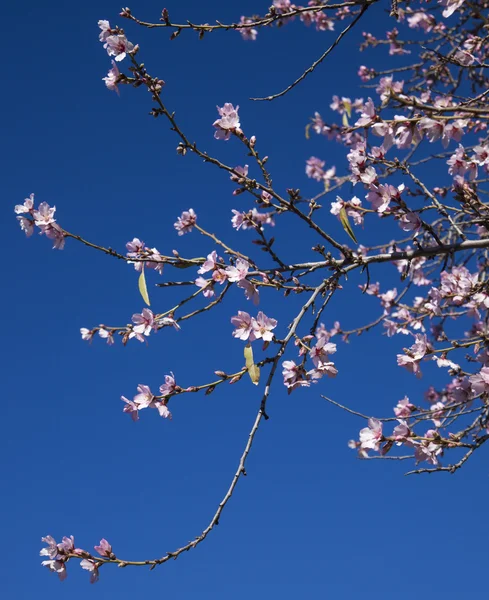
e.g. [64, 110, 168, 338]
[98, 19, 135, 94]
[282, 322, 339, 392]
[15, 194, 65, 249]
[40, 535, 114, 584]
[121, 379, 177, 421]
[239, 0, 336, 41]
[231, 311, 277, 342]
[80, 308, 179, 346]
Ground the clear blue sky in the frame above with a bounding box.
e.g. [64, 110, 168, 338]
[3, 1, 488, 598]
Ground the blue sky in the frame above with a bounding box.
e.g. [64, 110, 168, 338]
[3, 1, 488, 598]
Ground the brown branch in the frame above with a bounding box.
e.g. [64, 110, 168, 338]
[250, 2, 371, 102]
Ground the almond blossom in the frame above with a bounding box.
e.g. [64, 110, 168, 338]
[103, 60, 120, 94]
[358, 418, 383, 453]
[213, 103, 241, 140]
[104, 34, 134, 62]
[174, 209, 197, 235]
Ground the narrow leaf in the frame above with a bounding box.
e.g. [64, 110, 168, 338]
[339, 206, 358, 244]
[244, 344, 260, 385]
[248, 364, 260, 386]
[244, 344, 254, 368]
[138, 269, 151, 306]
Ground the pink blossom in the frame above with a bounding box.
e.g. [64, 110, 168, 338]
[121, 396, 139, 421]
[42, 559, 67, 581]
[251, 208, 275, 227]
[103, 60, 120, 94]
[359, 418, 383, 452]
[418, 117, 444, 144]
[251, 311, 277, 342]
[231, 311, 253, 341]
[273, 0, 292, 13]
[315, 12, 334, 32]
[425, 386, 440, 404]
[159, 316, 181, 331]
[309, 338, 337, 367]
[133, 384, 155, 409]
[305, 156, 326, 181]
[399, 212, 421, 233]
[394, 396, 416, 418]
[473, 145, 489, 167]
[213, 103, 240, 140]
[80, 328, 94, 342]
[159, 373, 177, 397]
[230, 165, 248, 182]
[33, 201, 56, 226]
[392, 419, 411, 442]
[156, 403, 172, 419]
[355, 98, 376, 127]
[132, 308, 155, 337]
[358, 65, 375, 82]
[414, 430, 443, 465]
[429, 401, 446, 427]
[198, 251, 219, 274]
[98, 19, 111, 42]
[454, 48, 474, 65]
[366, 183, 403, 214]
[282, 360, 310, 392]
[440, 0, 465, 18]
[443, 120, 467, 146]
[238, 278, 259, 305]
[407, 12, 435, 32]
[331, 196, 363, 226]
[126, 238, 145, 254]
[376, 76, 404, 103]
[40, 222, 66, 250]
[225, 258, 249, 282]
[238, 17, 258, 41]
[231, 210, 247, 231]
[447, 145, 477, 180]
[17, 216, 34, 237]
[94, 539, 113, 558]
[15, 193, 35, 214]
[57, 535, 78, 555]
[397, 334, 428, 378]
[213, 269, 229, 283]
[379, 288, 397, 311]
[80, 559, 100, 584]
[196, 276, 215, 298]
[469, 366, 489, 396]
[104, 34, 134, 61]
[174, 209, 197, 235]
[40, 535, 58, 559]
[308, 362, 338, 380]
[98, 328, 115, 345]
[387, 28, 410, 56]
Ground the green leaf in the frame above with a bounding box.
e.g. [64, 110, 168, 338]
[342, 112, 349, 127]
[138, 269, 151, 306]
[248, 364, 260, 386]
[305, 123, 311, 140]
[244, 344, 260, 386]
[339, 206, 358, 244]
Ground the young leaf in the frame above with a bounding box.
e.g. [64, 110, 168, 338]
[244, 344, 254, 368]
[339, 206, 358, 244]
[248, 364, 260, 386]
[244, 344, 260, 385]
[138, 269, 151, 306]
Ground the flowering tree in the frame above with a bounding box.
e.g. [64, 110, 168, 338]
[20, 0, 489, 583]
